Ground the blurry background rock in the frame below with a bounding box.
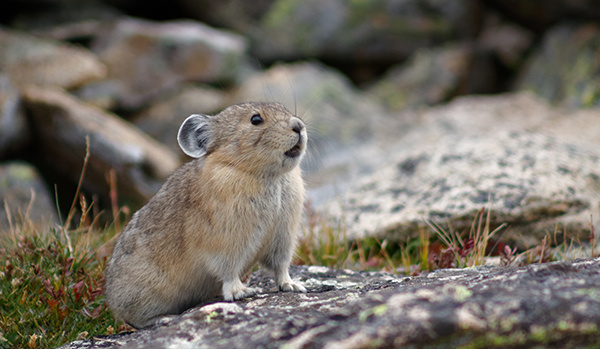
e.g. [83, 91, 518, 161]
[516, 23, 600, 109]
[0, 0, 599, 242]
[0, 162, 57, 233]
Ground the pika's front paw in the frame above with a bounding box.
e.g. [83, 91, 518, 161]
[278, 281, 307, 293]
[222, 279, 259, 301]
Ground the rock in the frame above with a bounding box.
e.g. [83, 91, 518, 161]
[319, 92, 600, 246]
[71, 79, 121, 111]
[483, 0, 600, 32]
[90, 17, 248, 110]
[232, 62, 394, 205]
[0, 161, 58, 233]
[339, 131, 600, 246]
[0, 27, 106, 89]
[516, 23, 600, 108]
[537, 108, 600, 149]
[250, 0, 472, 62]
[478, 12, 535, 69]
[378, 91, 600, 157]
[392, 91, 561, 149]
[59, 259, 600, 348]
[368, 44, 474, 112]
[9, 1, 121, 42]
[175, 0, 275, 31]
[0, 75, 29, 158]
[131, 85, 228, 155]
[22, 86, 180, 206]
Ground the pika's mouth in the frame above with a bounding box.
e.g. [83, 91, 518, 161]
[284, 137, 303, 158]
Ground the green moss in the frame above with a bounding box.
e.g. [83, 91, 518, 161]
[204, 311, 220, 323]
[358, 304, 388, 322]
[7, 164, 36, 182]
[452, 285, 473, 302]
[575, 288, 600, 301]
[0, 163, 36, 189]
[529, 325, 549, 343]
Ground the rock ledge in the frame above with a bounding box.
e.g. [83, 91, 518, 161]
[60, 258, 600, 349]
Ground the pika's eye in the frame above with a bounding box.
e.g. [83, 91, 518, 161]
[250, 114, 263, 125]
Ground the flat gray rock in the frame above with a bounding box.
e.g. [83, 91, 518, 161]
[321, 92, 600, 246]
[58, 258, 600, 348]
[339, 131, 600, 246]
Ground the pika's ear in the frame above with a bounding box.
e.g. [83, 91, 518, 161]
[177, 114, 212, 158]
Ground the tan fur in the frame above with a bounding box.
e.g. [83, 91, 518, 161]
[104, 102, 307, 328]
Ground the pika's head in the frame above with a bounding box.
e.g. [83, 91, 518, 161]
[177, 102, 307, 176]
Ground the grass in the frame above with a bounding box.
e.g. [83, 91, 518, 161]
[0, 195, 132, 348]
[295, 201, 599, 276]
[0, 139, 132, 348]
[1, 179, 598, 347]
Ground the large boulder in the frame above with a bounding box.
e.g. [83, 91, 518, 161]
[326, 92, 600, 245]
[516, 23, 600, 108]
[90, 17, 248, 110]
[339, 131, 600, 246]
[22, 86, 180, 206]
[0, 161, 57, 233]
[0, 27, 106, 89]
[59, 259, 600, 348]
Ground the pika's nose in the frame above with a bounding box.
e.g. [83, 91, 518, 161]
[291, 118, 305, 134]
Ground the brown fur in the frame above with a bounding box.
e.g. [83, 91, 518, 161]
[104, 102, 307, 328]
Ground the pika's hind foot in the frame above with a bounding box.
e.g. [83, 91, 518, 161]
[222, 278, 259, 301]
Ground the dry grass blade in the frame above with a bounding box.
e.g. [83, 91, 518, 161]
[426, 206, 506, 268]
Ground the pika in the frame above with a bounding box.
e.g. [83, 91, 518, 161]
[104, 102, 307, 328]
